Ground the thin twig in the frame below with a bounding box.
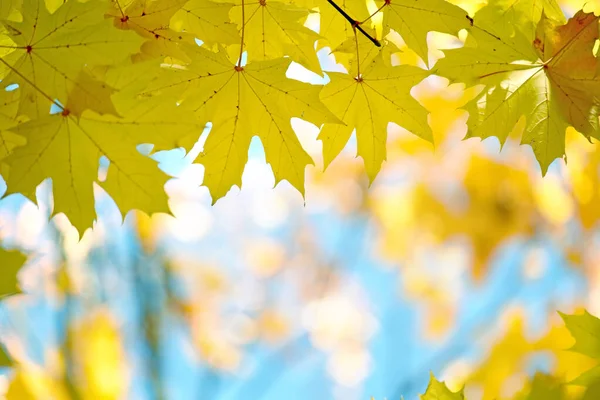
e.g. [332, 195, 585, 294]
[237, 0, 245, 68]
[326, 0, 381, 47]
[360, 3, 387, 24]
[353, 27, 361, 78]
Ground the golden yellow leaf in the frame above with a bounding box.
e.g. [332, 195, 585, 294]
[319, 54, 431, 181]
[228, 0, 322, 74]
[1, 0, 143, 118]
[151, 45, 338, 201]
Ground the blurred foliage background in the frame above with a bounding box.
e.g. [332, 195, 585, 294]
[2, 0, 600, 399]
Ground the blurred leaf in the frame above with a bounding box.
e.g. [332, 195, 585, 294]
[0, 344, 12, 367]
[518, 373, 566, 400]
[6, 368, 69, 400]
[566, 131, 600, 231]
[560, 310, 600, 388]
[421, 373, 465, 399]
[70, 310, 126, 400]
[0, 248, 26, 298]
[375, 155, 537, 281]
[560, 310, 600, 359]
[468, 316, 533, 399]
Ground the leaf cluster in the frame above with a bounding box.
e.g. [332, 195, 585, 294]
[0, 0, 598, 235]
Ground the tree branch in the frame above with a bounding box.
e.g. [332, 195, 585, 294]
[326, 0, 381, 47]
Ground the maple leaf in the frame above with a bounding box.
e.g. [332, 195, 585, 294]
[374, 0, 471, 65]
[317, 0, 370, 50]
[330, 30, 399, 76]
[0, 0, 143, 119]
[227, 0, 322, 74]
[2, 68, 182, 236]
[150, 45, 339, 201]
[1, 56, 203, 235]
[560, 310, 600, 386]
[171, 0, 240, 46]
[420, 373, 464, 399]
[319, 54, 432, 182]
[475, 0, 565, 45]
[101, 59, 206, 153]
[3, 112, 170, 234]
[0, 89, 27, 165]
[0, 248, 26, 298]
[435, 2, 600, 174]
[0, 0, 18, 20]
[108, 0, 195, 61]
[518, 373, 566, 400]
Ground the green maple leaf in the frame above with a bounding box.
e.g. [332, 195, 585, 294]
[560, 310, 600, 387]
[319, 53, 431, 181]
[0, 248, 26, 298]
[151, 45, 339, 201]
[435, 1, 600, 174]
[0, 0, 143, 119]
[420, 373, 464, 400]
[518, 373, 565, 400]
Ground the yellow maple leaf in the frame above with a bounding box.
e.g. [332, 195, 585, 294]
[1, 0, 143, 118]
[171, 0, 240, 46]
[435, 1, 600, 174]
[150, 45, 339, 201]
[0, 88, 27, 165]
[375, 0, 471, 65]
[319, 53, 431, 182]
[317, 0, 371, 51]
[226, 0, 322, 74]
[4, 110, 171, 235]
[2, 56, 204, 235]
[108, 0, 195, 61]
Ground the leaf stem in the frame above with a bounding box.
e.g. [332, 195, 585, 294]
[113, 0, 126, 18]
[353, 27, 361, 78]
[326, 0, 381, 47]
[360, 3, 386, 25]
[0, 57, 65, 111]
[237, 0, 245, 68]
